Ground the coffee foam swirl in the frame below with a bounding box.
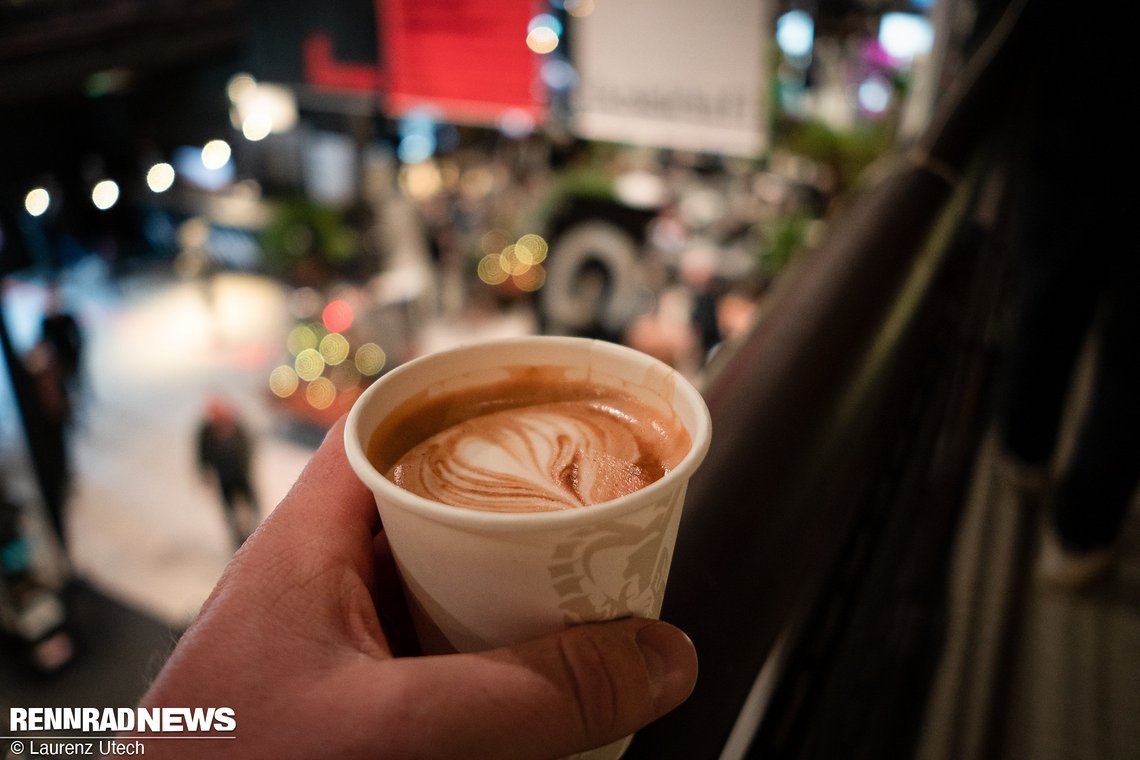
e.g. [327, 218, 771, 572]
[387, 399, 688, 512]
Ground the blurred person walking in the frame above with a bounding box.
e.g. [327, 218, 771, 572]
[197, 396, 260, 551]
[39, 282, 84, 408]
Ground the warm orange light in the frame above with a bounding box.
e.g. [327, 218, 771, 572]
[526, 27, 559, 54]
[515, 234, 548, 265]
[499, 245, 531, 276]
[478, 254, 509, 285]
[514, 264, 546, 292]
[306, 377, 337, 410]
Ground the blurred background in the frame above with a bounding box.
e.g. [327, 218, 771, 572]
[1, 0, 1136, 758]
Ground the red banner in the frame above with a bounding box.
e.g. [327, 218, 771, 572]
[379, 0, 546, 124]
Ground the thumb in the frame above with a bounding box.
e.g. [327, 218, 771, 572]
[368, 618, 697, 759]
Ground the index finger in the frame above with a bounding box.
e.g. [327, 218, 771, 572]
[259, 415, 381, 556]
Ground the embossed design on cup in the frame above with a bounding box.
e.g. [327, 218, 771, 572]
[549, 489, 683, 623]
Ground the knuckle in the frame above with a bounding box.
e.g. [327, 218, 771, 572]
[556, 629, 627, 740]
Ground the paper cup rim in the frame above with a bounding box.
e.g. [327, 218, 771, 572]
[344, 336, 712, 533]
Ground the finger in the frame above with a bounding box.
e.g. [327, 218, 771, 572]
[250, 416, 380, 564]
[279, 416, 380, 533]
[352, 618, 697, 759]
[216, 416, 382, 631]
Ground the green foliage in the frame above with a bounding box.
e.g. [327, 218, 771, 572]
[259, 198, 360, 277]
[757, 214, 812, 279]
[777, 119, 892, 192]
[554, 165, 616, 200]
[531, 164, 616, 236]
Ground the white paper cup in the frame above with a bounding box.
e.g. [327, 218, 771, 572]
[344, 337, 711, 758]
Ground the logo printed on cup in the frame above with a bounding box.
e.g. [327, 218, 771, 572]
[551, 495, 679, 623]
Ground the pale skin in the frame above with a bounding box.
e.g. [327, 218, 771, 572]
[140, 417, 698, 759]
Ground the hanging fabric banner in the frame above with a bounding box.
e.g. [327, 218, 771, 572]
[379, 0, 546, 124]
[571, 0, 769, 157]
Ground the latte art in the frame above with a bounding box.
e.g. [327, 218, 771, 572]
[387, 397, 689, 512]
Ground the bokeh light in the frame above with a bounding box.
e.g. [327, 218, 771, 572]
[305, 377, 337, 410]
[322, 299, 354, 333]
[526, 25, 559, 55]
[242, 112, 273, 142]
[294, 347, 326, 381]
[513, 264, 547, 292]
[528, 14, 562, 36]
[146, 163, 176, 193]
[24, 188, 50, 217]
[541, 58, 578, 90]
[858, 76, 893, 115]
[269, 365, 300, 398]
[777, 10, 815, 58]
[174, 144, 234, 190]
[92, 180, 120, 210]
[354, 343, 386, 376]
[478, 253, 510, 285]
[201, 140, 232, 170]
[515, 234, 548, 265]
[319, 332, 350, 366]
[498, 245, 530, 276]
[287, 324, 318, 356]
[230, 79, 299, 137]
[400, 162, 443, 201]
[396, 110, 439, 164]
[565, 0, 594, 17]
[879, 12, 934, 61]
[397, 133, 435, 164]
[226, 73, 257, 103]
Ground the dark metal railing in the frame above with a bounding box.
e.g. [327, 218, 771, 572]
[627, 1, 1030, 757]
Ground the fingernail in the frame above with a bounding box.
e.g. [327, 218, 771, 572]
[636, 622, 698, 712]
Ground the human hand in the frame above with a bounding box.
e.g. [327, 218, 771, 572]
[141, 417, 698, 759]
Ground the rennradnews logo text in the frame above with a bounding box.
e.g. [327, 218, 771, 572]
[10, 707, 236, 733]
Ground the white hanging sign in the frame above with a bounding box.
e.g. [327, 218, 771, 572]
[571, 0, 769, 157]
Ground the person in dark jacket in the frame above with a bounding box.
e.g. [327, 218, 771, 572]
[39, 283, 84, 405]
[197, 396, 259, 550]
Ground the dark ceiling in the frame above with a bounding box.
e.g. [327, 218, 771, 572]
[0, 0, 246, 107]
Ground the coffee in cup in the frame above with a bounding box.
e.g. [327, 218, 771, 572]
[367, 368, 692, 513]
